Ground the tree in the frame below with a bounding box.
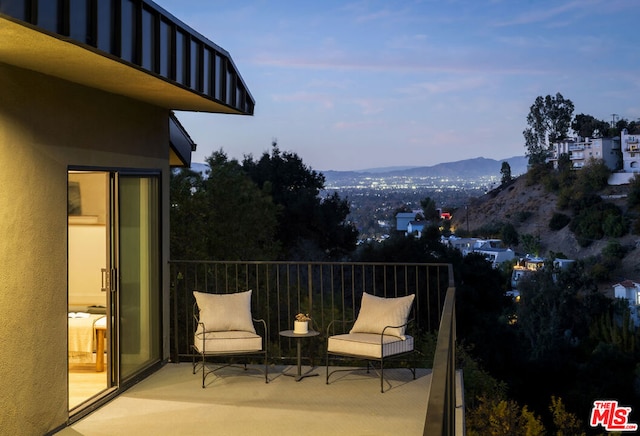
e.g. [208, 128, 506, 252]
[571, 113, 610, 138]
[242, 142, 357, 259]
[170, 167, 208, 260]
[466, 397, 545, 436]
[500, 161, 512, 185]
[200, 151, 281, 260]
[500, 222, 518, 246]
[627, 173, 640, 211]
[575, 158, 610, 192]
[520, 233, 541, 256]
[523, 93, 575, 166]
[420, 196, 440, 221]
[170, 150, 281, 261]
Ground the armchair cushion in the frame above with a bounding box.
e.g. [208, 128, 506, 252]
[194, 329, 263, 354]
[349, 293, 415, 339]
[327, 332, 414, 359]
[193, 290, 256, 334]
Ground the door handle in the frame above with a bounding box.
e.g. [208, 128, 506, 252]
[101, 268, 110, 292]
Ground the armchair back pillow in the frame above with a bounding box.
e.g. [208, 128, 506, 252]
[349, 292, 415, 339]
[193, 290, 256, 334]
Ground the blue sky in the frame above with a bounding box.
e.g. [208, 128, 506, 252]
[158, 0, 640, 171]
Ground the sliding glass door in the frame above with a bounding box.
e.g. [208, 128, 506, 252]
[68, 170, 161, 412]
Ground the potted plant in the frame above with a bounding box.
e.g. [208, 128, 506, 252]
[294, 313, 311, 334]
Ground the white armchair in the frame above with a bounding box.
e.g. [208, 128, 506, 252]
[192, 290, 268, 388]
[326, 292, 416, 392]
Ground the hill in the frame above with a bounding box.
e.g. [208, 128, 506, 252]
[450, 174, 640, 285]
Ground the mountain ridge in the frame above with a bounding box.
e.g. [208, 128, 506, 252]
[323, 156, 528, 180]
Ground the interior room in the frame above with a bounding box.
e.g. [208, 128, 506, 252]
[68, 171, 109, 410]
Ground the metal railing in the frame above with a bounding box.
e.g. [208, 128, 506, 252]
[169, 260, 459, 433]
[423, 268, 458, 435]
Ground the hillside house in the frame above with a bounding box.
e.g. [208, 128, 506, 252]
[0, 1, 254, 433]
[510, 256, 575, 291]
[621, 129, 640, 174]
[395, 211, 421, 232]
[511, 256, 546, 290]
[407, 220, 426, 237]
[474, 246, 515, 268]
[549, 136, 620, 171]
[442, 237, 514, 267]
[613, 280, 640, 327]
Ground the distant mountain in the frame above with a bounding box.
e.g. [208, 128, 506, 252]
[352, 166, 420, 173]
[189, 156, 529, 181]
[323, 156, 528, 181]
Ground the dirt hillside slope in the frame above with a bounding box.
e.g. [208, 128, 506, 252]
[451, 175, 640, 283]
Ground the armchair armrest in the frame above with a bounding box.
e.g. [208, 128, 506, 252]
[326, 319, 355, 337]
[381, 318, 414, 337]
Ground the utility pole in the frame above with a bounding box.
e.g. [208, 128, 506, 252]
[611, 113, 619, 127]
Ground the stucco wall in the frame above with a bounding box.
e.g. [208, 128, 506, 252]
[0, 62, 171, 434]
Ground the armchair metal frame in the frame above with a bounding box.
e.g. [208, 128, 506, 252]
[191, 303, 269, 388]
[325, 318, 417, 393]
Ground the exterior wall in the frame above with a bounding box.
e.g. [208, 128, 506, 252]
[621, 130, 640, 173]
[550, 137, 618, 170]
[0, 63, 171, 434]
[395, 212, 415, 231]
[613, 283, 640, 326]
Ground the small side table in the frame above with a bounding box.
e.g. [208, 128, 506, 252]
[279, 330, 320, 381]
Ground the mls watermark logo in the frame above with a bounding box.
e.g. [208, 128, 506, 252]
[590, 400, 637, 432]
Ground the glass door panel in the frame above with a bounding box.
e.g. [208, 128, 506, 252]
[68, 171, 112, 410]
[118, 175, 161, 380]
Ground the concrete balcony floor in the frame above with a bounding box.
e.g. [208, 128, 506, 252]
[56, 362, 433, 436]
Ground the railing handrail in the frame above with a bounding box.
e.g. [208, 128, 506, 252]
[423, 264, 457, 435]
[169, 259, 454, 267]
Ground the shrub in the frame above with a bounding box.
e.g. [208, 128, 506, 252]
[501, 223, 519, 246]
[602, 211, 627, 238]
[627, 173, 640, 211]
[602, 240, 627, 261]
[549, 212, 571, 231]
[515, 210, 533, 222]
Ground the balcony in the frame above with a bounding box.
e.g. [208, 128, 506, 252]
[60, 261, 461, 435]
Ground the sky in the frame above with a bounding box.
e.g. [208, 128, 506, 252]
[156, 0, 640, 171]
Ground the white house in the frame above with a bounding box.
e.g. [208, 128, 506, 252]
[474, 247, 515, 268]
[621, 129, 640, 173]
[613, 280, 640, 327]
[443, 236, 514, 267]
[395, 210, 423, 232]
[407, 220, 426, 237]
[510, 256, 575, 291]
[549, 136, 620, 170]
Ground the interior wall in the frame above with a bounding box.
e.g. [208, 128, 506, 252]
[68, 172, 108, 308]
[0, 62, 171, 435]
[68, 223, 107, 308]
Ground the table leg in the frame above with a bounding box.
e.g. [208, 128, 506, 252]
[296, 338, 302, 378]
[95, 329, 105, 372]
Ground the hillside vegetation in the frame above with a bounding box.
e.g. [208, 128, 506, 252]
[451, 170, 640, 286]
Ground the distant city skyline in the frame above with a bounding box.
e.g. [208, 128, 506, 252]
[157, 0, 640, 171]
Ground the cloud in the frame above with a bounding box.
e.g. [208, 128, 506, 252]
[272, 91, 335, 109]
[399, 76, 489, 97]
[491, 0, 605, 27]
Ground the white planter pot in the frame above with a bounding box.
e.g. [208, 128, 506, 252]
[293, 320, 308, 334]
